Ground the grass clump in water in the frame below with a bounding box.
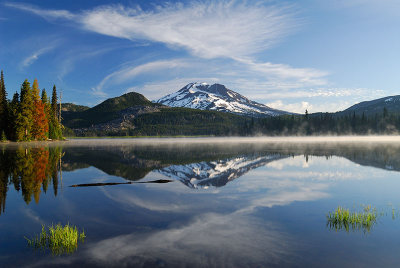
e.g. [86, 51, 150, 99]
[25, 223, 86, 255]
[327, 205, 378, 233]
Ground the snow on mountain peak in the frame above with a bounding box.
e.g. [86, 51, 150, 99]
[156, 83, 291, 117]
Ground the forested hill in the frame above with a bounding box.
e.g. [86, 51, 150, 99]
[336, 95, 400, 116]
[62, 89, 400, 137]
[62, 92, 249, 136]
[63, 92, 162, 129]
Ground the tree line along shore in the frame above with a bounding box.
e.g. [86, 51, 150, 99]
[0, 70, 63, 142]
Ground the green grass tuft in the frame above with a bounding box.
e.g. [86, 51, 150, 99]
[25, 223, 86, 255]
[327, 205, 378, 233]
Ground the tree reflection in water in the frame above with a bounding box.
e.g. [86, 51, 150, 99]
[0, 146, 63, 214]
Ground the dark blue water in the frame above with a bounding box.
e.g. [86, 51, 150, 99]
[1, 139, 400, 267]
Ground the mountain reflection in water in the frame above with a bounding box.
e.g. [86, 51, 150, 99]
[1, 141, 400, 214]
[61, 142, 400, 187]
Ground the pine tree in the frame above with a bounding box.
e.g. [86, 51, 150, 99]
[42, 89, 51, 139]
[41, 88, 48, 104]
[18, 79, 33, 141]
[49, 85, 61, 139]
[31, 79, 48, 140]
[51, 85, 58, 121]
[0, 70, 8, 137]
[8, 92, 20, 141]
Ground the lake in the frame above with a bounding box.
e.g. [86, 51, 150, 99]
[1, 137, 400, 267]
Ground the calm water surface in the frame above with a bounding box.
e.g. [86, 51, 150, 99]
[1, 138, 400, 267]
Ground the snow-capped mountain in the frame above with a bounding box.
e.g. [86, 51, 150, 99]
[155, 154, 287, 189]
[156, 82, 291, 117]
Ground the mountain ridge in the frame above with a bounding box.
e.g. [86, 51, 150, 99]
[156, 82, 291, 117]
[337, 95, 400, 116]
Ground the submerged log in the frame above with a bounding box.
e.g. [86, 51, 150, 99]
[69, 179, 173, 187]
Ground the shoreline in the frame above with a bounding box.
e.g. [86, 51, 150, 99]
[3, 135, 400, 147]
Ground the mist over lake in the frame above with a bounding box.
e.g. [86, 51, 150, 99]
[0, 137, 400, 267]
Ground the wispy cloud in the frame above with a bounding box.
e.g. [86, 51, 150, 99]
[92, 59, 190, 97]
[4, 2, 75, 20]
[6, 1, 298, 59]
[79, 2, 298, 60]
[236, 58, 328, 86]
[7, 2, 323, 81]
[57, 46, 120, 82]
[21, 45, 55, 68]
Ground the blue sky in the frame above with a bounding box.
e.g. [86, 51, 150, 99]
[1, 0, 399, 112]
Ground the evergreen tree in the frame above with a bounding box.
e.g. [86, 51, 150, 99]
[18, 79, 33, 141]
[41, 88, 48, 104]
[8, 92, 20, 141]
[42, 89, 51, 139]
[49, 85, 62, 139]
[31, 79, 48, 140]
[0, 70, 8, 137]
[51, 85, 58, 121]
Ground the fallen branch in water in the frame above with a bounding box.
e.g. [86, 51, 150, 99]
[69, 179, 173, 187]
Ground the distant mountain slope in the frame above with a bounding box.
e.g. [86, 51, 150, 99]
[62, 103, 90, 113]
[156, 82, 291, 117]
[338, 95, 400, 116]
[63, 92, 163, 129]
[90, 92, 157, 113]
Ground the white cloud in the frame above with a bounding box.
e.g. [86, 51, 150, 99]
[236, 58, 328, 87]
[21, 45, 55, 67]
[266, 100, 312, 114]
[79, 2, 298, 59]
